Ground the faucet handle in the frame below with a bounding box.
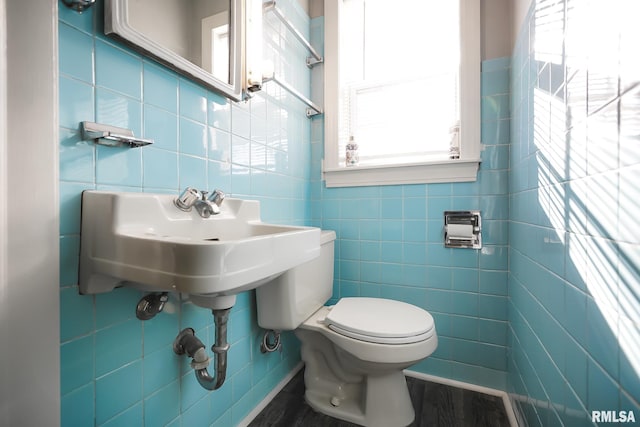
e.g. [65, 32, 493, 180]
[208, 189, 225, 207]
[174, 187, 201, 211]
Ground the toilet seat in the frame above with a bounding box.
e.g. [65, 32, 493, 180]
[323, 297, 435, 345]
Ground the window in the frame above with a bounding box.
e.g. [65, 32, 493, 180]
[323, 0, 481, 187]
[202, 12, 230, 83]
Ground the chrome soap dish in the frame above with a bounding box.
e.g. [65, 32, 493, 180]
[81, 121, 153, 148]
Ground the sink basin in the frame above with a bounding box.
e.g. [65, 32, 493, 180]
[79, 191, 321, 308]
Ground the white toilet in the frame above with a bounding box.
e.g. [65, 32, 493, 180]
[256, 230, 438, 427]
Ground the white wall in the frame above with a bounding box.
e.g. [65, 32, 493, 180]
[481, 0, 512, 60]
[309, 0, 323, 18]
[511, 0, 532, 48]
[297, 0, 310, 16]
[1, 0, 60, 426]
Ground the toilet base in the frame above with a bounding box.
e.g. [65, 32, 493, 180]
[295, 303, 437, 427]
[304, 369, 415, 427]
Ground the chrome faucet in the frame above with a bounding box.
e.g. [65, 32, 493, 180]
[195, 190, 223, 218]
[174, 187, 201, 211]
[208, 189, 225, 209]
[174, 187, 225, 218]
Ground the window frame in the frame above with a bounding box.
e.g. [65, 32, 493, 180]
[323, 0, 481, 188]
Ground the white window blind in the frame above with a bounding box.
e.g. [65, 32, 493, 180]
[324, 0, 480, 187]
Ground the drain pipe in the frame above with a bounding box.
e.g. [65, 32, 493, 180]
[173, 308, 231, 391]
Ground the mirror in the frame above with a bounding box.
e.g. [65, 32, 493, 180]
[105, 0, 244, 101]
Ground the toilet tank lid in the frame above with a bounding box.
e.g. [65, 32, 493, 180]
[320, 230, 336, 244]
[324, 297, 434, 339]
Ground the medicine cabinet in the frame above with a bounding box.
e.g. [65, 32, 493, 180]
[105, 0, 245, 101]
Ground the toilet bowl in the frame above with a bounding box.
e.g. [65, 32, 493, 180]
[255, 230, 438, 427]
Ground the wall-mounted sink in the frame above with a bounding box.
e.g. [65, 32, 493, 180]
[79, 191, 321, 309]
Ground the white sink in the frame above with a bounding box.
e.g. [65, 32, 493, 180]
[79, 191, 321, 309]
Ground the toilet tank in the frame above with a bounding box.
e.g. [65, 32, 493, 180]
[256, 230, 335, 330]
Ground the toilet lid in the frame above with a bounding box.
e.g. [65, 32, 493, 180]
[324, 298, 435, 345]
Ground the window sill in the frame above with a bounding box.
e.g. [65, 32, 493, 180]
[323, 158, 481, 188]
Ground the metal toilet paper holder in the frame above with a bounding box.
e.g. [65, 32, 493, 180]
[444, 210, 482, 249]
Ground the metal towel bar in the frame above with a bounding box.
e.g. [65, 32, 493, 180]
[262, 75, 323, 118]
[263, 0, 323, 68]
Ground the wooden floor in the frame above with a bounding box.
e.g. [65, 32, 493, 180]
[249, 370, 510, 427]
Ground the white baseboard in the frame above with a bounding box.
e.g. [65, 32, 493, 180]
[404, 370, 520, 427]
[237, 362, 304, 427]
[508, 394, 529, 427]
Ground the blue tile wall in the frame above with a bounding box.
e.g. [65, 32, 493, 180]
[59, 0, 640, 424]
[309, 12, 511, 388]
[58, 0, 314, 425]
[509, 1, 640, 426]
